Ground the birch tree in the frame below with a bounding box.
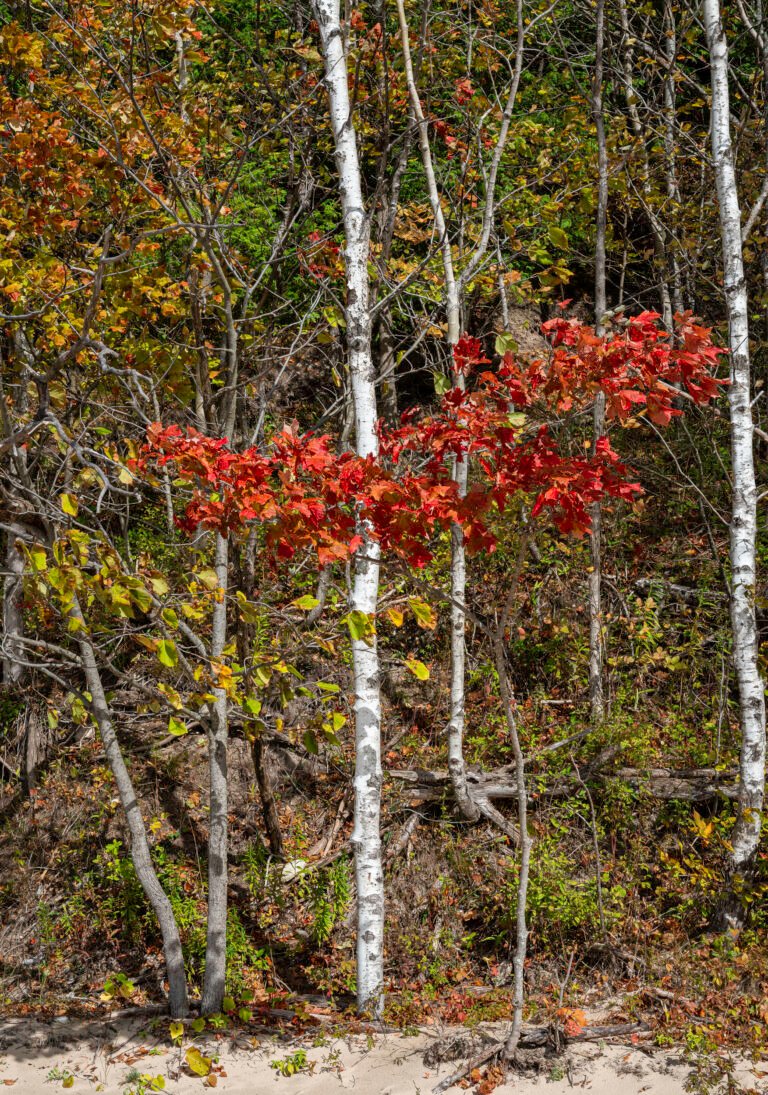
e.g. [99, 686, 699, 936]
[395, 0, 526, 834]
[589, 0, 608, 724]
[312, 0, 384, 1016]
[703, 0, 767, 927]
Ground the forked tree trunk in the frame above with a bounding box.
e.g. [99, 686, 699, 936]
[313, 0, 384, 1016]
[704, 0, 767, 928]
[70, 596, 189, 1017]
[201, 532, 230, 1014]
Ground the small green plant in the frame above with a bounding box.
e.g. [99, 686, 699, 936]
[46, 1067, 74, 1086]
[101, 971, 136, 1002]
[122, 1069, 166, 1094]
[303, 857, 351, 944]
[270, 1049, 312, 1077]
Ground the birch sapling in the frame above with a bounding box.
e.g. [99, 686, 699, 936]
[312, 0, 384, 1016]
[589, 0, 608, 724]
[703, 0, 767, 927]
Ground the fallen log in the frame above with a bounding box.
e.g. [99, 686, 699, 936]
[389, 764, 738, 805]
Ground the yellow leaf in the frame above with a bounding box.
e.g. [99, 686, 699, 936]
[60, 493, 78, 517]
[404, 658, 430, 681]
[408, 597, 437, 630]
[185, 1047, 212, 1077]
[385, 607, 404, 627]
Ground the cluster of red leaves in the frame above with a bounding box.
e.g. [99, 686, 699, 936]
[140, 314, 725, 567]
[500, 310, 726, 425]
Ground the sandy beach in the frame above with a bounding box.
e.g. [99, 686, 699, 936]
[0, 1012, 764, 1094]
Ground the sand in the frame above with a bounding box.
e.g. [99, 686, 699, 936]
[0, 1012, 764, 1094]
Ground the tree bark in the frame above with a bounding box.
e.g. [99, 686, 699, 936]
[589, 0, 608, 726]
[201, 532, 230, 1014]
[313, 0, 384, 1017]
[70, 596, 189, 1018]
[704, 0, 766, 928]
[2, 532, 25, 688]
[251, 736, 284, 859]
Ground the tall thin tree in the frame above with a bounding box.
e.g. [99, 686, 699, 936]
[703, 0, 767, 927]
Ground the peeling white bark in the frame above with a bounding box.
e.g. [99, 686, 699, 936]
[313, 0, 383, 1016]
[589, 0, 608, 725]
[704, 0, 766, 920]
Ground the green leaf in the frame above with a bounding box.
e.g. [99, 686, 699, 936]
[29, 545, 48, 572]
[191, 1017, 206, 1034]
[495, 332, 518, 356]
[168, 716, 188, 737]
[404, 658, 430, 681]
[303, 729, 319, 755]
[243, 696, 262, 716]
[129, 584, 153, 613]
[548, 224, 569, 251]
[161, 607, 179, 629]
[316, 681, 340, 694]
[292, 594, 320, 611]
[185, 1047, 212, 1077]
[196, 567, 219, 590]
[222, 995, 235, 1013]
[157, 639, 178, 668]
[433, 371, 451, 396]
[408, 597, 437, 630]
[345, 610, 375, 644]
[60, 492, 78, 517]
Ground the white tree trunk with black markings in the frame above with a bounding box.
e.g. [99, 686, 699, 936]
[589, 0, 608, 725]
[313, 0, 384, 1016]
[704, 0, 766, 925]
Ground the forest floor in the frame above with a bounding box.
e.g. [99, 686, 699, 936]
[0, 1006, 765, 1095]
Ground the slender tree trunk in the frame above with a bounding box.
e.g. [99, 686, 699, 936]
[589, 0, 608, 725]
[2, 532, 25, 688]
[251, 737, 284, 858]
[662, 0, 684, 317]
[70, 596, 189, 1017]
[704, 0, 766, 928]
[313, 0, 384, 1016]
[201, 532, 230, 1013]
[617, 0, 673, 330]
[395, 0, 480, 822]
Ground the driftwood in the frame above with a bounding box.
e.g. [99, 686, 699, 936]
[389, 763, 739, 805]
[431, 1022, 649, 1093]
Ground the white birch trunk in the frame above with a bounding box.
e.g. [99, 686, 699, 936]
[704, 0, 767, 924]
[589, 0, 608, 725]
[395, 0, 480, 822]
[313, 0, 384, 1016]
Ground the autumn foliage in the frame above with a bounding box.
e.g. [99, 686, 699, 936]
[141, 313, 725, 561]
